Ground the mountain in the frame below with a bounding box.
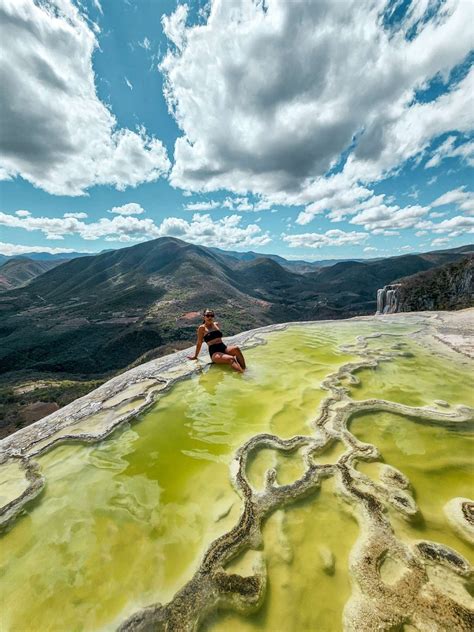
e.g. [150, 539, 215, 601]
[0, 250, 95, 262]
[0, 238, 472, 430]
[208, 246, 291, 265]
[395, 255, 474, 312]
[0, 257, 67, 291]
[1, 238, 472, 375]
[0, 238, 318, 378]
[208, 245, 363, 272]
[304, 244, 474, 312]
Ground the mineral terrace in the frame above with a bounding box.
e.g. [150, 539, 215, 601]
[1, 309, 473, 631]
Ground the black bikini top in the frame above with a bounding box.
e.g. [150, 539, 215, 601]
[203, 329, 222, 343]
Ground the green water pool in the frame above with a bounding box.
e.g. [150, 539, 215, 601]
[0, 321, 472, 631]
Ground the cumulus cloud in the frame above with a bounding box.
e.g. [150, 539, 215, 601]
[157, 213, 271, 248]
[431, 237, 451, 247]
[183, 201, 220, 211]
[431, 187, 474, 215]
[425, 136, 474, 168]
[64, 212, 88, 219]
[108, 203, 145, 216]
[429, 215, 474, 235]
[416, 214, 474, 237]
[15, 210, 31, 217]
[0, 209, 270, 248]
[282, 229, 368, 249]
[350, 204, 430, 232]
[297, 184, 373, 225]
[183, 196, 273, 212]
[161, 3, 188, 50]
[160, 0, 473, 209]
[0, 0, 170, 195]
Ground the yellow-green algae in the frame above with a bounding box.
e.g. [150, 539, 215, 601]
[353, 411, 474, 564]
[205, 479, 358, 632]
[350, 337, 473, 407]
[0, 323, 363, 631]
[0, 459, 29, 507]
[1, 317, 473, 632]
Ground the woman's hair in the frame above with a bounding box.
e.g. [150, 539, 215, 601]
[202, 308, 214, 323]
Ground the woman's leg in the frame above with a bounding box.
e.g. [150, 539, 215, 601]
[225, 345, 246, 369]
[211, 352, 244, 373]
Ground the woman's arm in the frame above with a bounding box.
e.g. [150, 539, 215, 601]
[187, 326, 204, 360]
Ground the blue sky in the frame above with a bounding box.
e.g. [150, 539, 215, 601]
[0, 0, 473, 261]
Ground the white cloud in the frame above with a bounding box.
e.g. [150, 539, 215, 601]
[64, 212, 88, 219]
[0, 209, 158, 241]
[92, 0, 103, 15]
[297, 185, 373, 225]
[343, 67, 474, 184]
[125, 76, 133, 90]
[400, 245, 414, 251]
[183, 201, 220, 211]
[282, 229, 368, 249]
[425, 136, 474, 168]
[371, 229, 399, 236]
[416, 214, 474, 237]
[0, 241, 90, 256]
[350, 204, 430, 232]
[160, 0, 473, 206]
[0, 209, 270, 248]
[222, 196, 273, 212]
[430, 215, 474, 234]
[157, 213, 271, 248]
[108, 203, 145, 216]
[363, 246, 378, 252]
[15, 210, 31, 217]
[0, 0, 170, 195]
[139, 36, 151, 50]
[183, 196, 273, 212]
[431, 237, 451, 247]
[161, 4, 188, 50]
[431, 187, 474, 215]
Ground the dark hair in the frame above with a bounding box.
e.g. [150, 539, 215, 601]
[202, 308, 214, 323]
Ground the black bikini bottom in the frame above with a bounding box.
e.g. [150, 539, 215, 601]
[209, 342, 227, 358]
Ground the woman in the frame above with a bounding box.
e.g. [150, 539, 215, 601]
[187, 309, 246, 373]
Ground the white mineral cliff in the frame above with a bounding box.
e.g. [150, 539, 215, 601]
[376, 283, 401, 314]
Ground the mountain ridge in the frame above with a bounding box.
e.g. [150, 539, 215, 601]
[0, 237, 472, 432]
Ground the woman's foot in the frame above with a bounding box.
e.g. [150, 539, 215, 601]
[236, 349, 246, 369]
[231, 357, 244, 373]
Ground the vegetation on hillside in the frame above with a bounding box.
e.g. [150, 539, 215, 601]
[0, 238, 472, 427]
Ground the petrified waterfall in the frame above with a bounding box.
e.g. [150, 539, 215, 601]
[376, 283, 401, 314]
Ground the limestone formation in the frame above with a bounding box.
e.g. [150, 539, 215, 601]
[1, 309, 473, 631]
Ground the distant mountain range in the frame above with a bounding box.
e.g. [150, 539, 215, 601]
[208, 246, 360, 272]
[0, 257, 66, 291]
[0, 250, 95, 265]
[0, 237, 472, 432]
[1, 237, 472, 373]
